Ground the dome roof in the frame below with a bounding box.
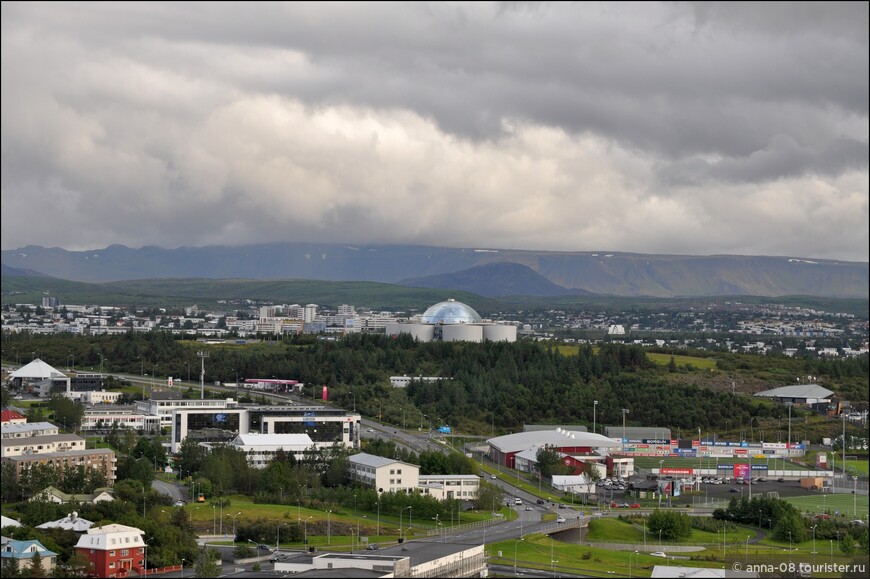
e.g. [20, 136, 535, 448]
[420, 299, 482, 325]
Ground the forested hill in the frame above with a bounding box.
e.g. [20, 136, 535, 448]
[6, 332, 867, 434]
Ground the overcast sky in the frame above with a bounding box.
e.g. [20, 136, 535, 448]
[2, 2, 867, 262]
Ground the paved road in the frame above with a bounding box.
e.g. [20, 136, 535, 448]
[152, 478, 185, 502]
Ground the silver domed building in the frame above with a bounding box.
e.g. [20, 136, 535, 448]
[386, 298, 516, 343]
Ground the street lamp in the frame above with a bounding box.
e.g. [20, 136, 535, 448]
[629, 550, 639, 578]
[212, 504, 216, 535]
[514, 537, 524, 574]
[304, 516, 313, 548]
[276, 522, 287, 554]
[180, 558, 185, 579]
[593, 400, 598, 434]
[327, 510, 332, 544]
[785, 402, 793, 454]
[400, 506, 412, 541]
[811, 525, 817, 556]
[229, 512, 242, 545]
[621, 408, 630, 453]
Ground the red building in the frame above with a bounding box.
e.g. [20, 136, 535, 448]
[75, 524, 145, 578]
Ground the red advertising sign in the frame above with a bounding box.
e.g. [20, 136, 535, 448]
[733, 463, 751, 480]
[661, 467, 694, 475]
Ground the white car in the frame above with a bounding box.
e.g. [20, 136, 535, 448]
[650, 552, 667, 558]
[556, 516, 566, 523]
[366, 428, 374, 432]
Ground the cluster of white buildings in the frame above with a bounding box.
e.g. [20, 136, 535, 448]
[347, 453, 481, 501]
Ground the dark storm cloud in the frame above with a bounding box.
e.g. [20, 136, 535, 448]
[1, 1, 867, 261]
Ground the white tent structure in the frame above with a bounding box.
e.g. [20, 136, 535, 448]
[9, 358, 65, 381]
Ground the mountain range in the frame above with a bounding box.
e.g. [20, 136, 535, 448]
[2, 243, 867, 298]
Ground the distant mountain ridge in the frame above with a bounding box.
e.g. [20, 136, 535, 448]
[399, 262, 591, 297]
[2, 243, 867, 298]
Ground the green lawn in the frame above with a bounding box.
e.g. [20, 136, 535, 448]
[632, 456, 814, 471]
[783, 494, 869, 519]
[586, 517, 751, 545]
[646, 352, 718, 370]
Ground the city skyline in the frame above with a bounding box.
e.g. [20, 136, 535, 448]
[1, 2, 867, 262]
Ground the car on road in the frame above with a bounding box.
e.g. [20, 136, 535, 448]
[777, 478, 785, 483]
[729, 487, 740, 493]
[536, 499, 545, 505]
[366, 544, 380, 550]
[630, 504, 641, 509]
[367, 427, 374, 432]
[525, 506, 533, 511]
[269, 553, 287, 563]
[258, 544, 272, 552]
[174, 499, 185, 507]
[556, 516, 566, 523]
[650, 552, 667, 558]
[491, 474, 497, 479]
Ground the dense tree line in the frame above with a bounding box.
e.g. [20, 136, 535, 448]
[3, 331, 867, 435]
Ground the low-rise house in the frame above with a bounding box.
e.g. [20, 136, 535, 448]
[0, 539, 58, 575]
[36, 511, 95, 532]
[30, 486, 114, 504]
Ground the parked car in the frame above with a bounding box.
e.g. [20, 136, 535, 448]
[366, 427, 374, 432]
[556, 516, 566, 523]
[777, 478, 785, 483]
[366, 544, 380, 550]
[630, 504, 641, 509]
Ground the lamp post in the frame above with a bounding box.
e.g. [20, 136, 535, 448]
[621, 408, 630, 453]
[304, 516, 313, 547]
[212, 504, 216, 535]
[853, 476, 858, 516]
[276, 522, 287, 554]
[230, 512, 241, 545]
[593, 400, 598, 435]
[377, 499, 380, 537]
[327, 510, 332, 544]
[400, 506, 412, 541]
[785, 402, 793, 456]
[629, 550, 639, 578]
[513, 537, 524, 575]
[181, 558, 185, 579]
[812, 525, 817, 556]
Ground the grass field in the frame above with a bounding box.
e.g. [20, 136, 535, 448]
[632, 456, 814, 471]
[783, 494, 869, 519]
[554, 345, 717, 371]
[586, 517, 749, 545]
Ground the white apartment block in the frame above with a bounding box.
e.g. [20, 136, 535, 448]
[1, 434, 86, 458]
[347, 453, 420, 495]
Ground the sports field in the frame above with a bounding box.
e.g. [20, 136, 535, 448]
[783, 493, 869, 519]
[632, 456, 814, 471]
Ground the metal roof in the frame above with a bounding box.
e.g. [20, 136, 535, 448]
[754, 384, 834, 399]
[488, 429, 620, 454]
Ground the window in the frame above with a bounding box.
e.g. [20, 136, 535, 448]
[389, 469, 395, 475]
[110, 551, 116, 557]
[109, 563, 116, 569]
[397, 469, 402, 474]
[121, 549, 129, 556]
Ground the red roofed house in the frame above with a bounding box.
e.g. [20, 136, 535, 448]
[0, 410, 27, 424]
[75, 524, 145, 578]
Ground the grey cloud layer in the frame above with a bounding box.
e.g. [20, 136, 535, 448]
[1, 1, 867, 261]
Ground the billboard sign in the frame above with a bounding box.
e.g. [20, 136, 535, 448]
[733, 463, 751, 480]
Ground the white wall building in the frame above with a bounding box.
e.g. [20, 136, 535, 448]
[227, 433, 314, 467]
[347, 453, 420, 495]
[417, 474, 480, 500]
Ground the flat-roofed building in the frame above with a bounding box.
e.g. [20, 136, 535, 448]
[417, 474, 480, 500]
[227, 433, 314, 467]
[1, 433, 86, 458]
[1, 421, 59, 439]
[3, 448, 116, 485]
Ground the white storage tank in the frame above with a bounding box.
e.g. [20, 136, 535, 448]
[441, 324, 483, 342]
[482, 324, 517, 342]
